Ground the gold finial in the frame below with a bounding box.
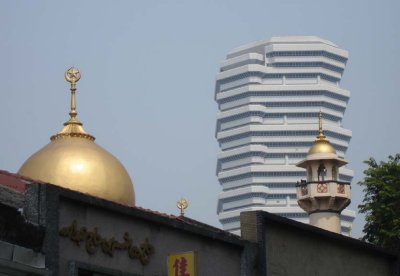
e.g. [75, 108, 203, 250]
[65, 67, 82, 125]
[307, 111, 336, 155]
[317, 111, 326, 140]
[176, 197, 188, 216]
[65, 67, 81, 84]
[50, 67, 94, 141]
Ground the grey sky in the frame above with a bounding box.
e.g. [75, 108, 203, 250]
[0, 0, 399, 238]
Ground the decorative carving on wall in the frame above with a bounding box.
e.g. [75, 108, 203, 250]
[59, 220, 154, 265]
[337, 184, 345, 194]
[317, 183, 328, 193]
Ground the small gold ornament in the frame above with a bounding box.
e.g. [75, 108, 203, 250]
[65, 67, 81, 84]
[176, 198, 188, 216]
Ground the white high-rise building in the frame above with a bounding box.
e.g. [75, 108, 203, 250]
[215, 36, 355, 236]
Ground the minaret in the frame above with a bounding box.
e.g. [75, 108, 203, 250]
[296, 112, 351, 233]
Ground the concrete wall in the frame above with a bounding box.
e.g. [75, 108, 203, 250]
[57, 198, 243, 276]
[265, 222, 393, 276]
[241, 211, 399, 276]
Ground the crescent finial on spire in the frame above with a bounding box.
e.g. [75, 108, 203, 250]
[65, 67, 81, 123]
[65, 67, 81, 84]
[50, 67, 95, 141]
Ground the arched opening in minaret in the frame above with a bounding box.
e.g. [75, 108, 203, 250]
[307, 166, 313, 181]
[332, 165, 337, 181]
[318, 163, 326, 181]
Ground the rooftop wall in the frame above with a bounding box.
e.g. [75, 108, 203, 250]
[23, 183, 247, 276]
[241, 211, 399, 276]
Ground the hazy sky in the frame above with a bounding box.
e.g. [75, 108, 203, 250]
[1, 0, 399, 238]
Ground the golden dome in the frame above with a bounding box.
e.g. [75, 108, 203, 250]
[308, 139, 336, 155]
[18, 68, 135, 206]
[307, 112, 336, 156]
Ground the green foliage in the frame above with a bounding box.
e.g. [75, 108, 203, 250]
[358, 154, 400, 251]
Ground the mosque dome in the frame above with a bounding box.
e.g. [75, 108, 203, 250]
[18, 68, 135, 206]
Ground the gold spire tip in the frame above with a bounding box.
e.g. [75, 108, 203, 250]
[50, 67, 94, 141]
[64, 67, 81, 125]
[317, 111, 325, 139]
[176, 197, 188, 216]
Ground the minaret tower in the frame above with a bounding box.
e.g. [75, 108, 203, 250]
[296, 112, 351, 233]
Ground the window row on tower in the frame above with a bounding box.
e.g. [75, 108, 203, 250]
[219, 98, 347, 113]
[219, 142, 348, 157]
[218, 171, 352, 183]
[218, 111, 342, 123]
[217, 112, 342, 133]
[265, 50, 348, 63]
[220, 58, 265, 72]
[219, 152, 301, 163]
[221, 192, 297, 203]
[216, 89, 350, 104]
[217, 72, 341, 93]
[218, 130, 351, 143]
[266, 62, 344, 74]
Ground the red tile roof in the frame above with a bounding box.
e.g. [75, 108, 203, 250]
[0, 170, 39, 192]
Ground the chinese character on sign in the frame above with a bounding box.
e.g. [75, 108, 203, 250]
[173, 257, 190, 276]
[167, 251, 197, 276]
